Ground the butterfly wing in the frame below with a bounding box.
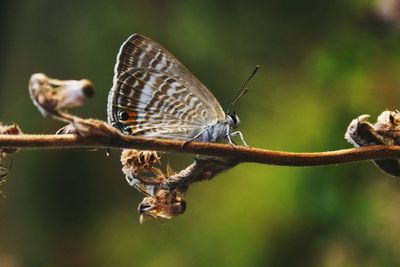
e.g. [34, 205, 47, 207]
[108, 34, 225, 139]
[110, 68, 217, 138]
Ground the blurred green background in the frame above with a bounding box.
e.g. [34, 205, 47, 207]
[1, 0, 400, 266]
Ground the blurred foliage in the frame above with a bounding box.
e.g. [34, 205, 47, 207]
[1, 0, 400, 266]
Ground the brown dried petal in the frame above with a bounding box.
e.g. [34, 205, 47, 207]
[121, 152, 238, 221]
[375, 111, 400, 131]
[121, 149, 161, 176]
[345, 111, 400, 176]
[374, 111, 400, 145]
[138, 189, 186, 223]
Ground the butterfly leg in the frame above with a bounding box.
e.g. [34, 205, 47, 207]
[225, 126, 239, 148]
[229, 131, 249, 146]
[226, 132, 237, 146]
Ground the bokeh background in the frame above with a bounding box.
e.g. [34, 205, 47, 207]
[1, 0, 400, 266]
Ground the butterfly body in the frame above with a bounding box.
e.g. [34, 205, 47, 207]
[108, 34, 246, 145]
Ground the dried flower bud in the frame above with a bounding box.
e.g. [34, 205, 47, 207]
[374, 0, 400, 27]
[120, 149, 163, 196]
[0, 123, 22, 154]
[374, 111, 400, 144]
[345, 112, 400, 176]
[138, 189, 186, 223]
[120, 150, 238, 221]
[121, 149, 161, 178]
[345, 115, 383, 147]
[29, 73, 94, 117]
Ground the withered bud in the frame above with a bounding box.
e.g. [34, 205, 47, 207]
[345, 112, 400, 176]
[0, 123, 22, 154]
[345, 114, 384, 147]
[374, 110, 400, 131]
[374, 0, 400, 27]
[29, 73, 94, 117]
[138, 189, 186, 223]
[121, 149, 161, 178]
[374, 111, 400, 145]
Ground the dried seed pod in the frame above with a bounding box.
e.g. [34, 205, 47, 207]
[345, 112, 400, 176]
[29, 73, 94, 117]
[121, 149, 161, 178]
[374, 0, 400, 27]
[120, 149, 163, 195]
[0, 123, 22, 156]
[374, 110, 400, 144]
[119, 145, 239, 221]
[345, 115, 379, 147]
[0, 123, 22, 154]
[138, 189, 186, 223]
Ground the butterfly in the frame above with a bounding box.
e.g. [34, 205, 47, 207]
[107, 34, 252, 145]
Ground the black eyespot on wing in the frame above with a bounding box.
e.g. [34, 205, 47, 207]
[123, 125, 133, 134]
[118, 111, 129, 121]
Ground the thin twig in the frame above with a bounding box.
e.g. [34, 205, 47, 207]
[0, 133, 400, 166]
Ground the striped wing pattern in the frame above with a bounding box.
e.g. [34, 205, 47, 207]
[108, 34, 225, 140]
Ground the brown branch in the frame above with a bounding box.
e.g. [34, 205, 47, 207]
[3, 72, 400, 221]
[0, 133, 400, 166]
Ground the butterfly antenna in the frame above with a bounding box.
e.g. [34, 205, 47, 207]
[226, 65, 260, 114]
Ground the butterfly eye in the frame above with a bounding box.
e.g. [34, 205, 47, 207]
[230, 115, 237, 125]
[228, 113, 240, 128]
[118, 111, 129, 121]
